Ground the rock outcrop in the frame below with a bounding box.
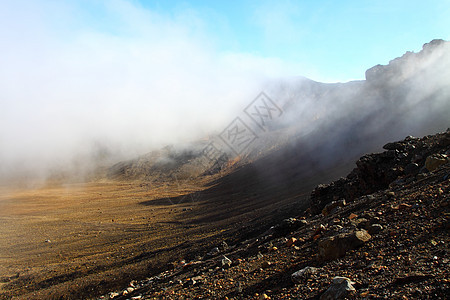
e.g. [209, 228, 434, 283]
[311, 129, 450, 214]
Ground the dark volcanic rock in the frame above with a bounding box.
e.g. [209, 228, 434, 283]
[404, 163, 420, 175]
[291, 266, 319, 283]
[322, 199, 346, 216]
[273, 217, 307, 236]
[320, 277, 356, 300]
[310, 129, 450, 214]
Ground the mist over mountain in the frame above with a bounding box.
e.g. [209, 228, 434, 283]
[110, 39, 450, 184]
[0, 39, 448, 186]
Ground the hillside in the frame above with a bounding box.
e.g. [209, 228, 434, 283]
[99, 130, 450, 299]
[109, 39, 450, 190]
[0, 40, 449, 299]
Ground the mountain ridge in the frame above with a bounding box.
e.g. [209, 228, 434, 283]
[108, 39, 450, 194]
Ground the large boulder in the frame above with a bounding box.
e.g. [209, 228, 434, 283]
[425, 154, 449, 172]
[318, 230, 371, 261]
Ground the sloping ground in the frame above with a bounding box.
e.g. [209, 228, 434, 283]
[99, 130, 449, 299]
[0, 154, 348, 299]
[1, 40, 449, 299]
[0, 111, 361, 300]
[1, 133, 447, 300]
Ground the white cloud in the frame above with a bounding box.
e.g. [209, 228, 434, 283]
[0, 0, 301, 181]
[251, 0, 304, 45]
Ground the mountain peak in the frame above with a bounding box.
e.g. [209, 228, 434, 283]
[365, 39, 449, 84]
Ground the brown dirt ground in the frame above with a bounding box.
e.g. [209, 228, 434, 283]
[0, 168, 316, 299]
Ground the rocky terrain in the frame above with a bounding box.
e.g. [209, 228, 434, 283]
[1, 40, 449, 300]
[97, 130, 449, 299]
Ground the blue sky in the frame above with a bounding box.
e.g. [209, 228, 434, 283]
[0, 0, 449, 176]
[76, 0, 450, 81]
[2, 0, 448, 81]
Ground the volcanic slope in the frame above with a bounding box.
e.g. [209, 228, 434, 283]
[0, 39, 449, 299]
[99, 130, 450, 300]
